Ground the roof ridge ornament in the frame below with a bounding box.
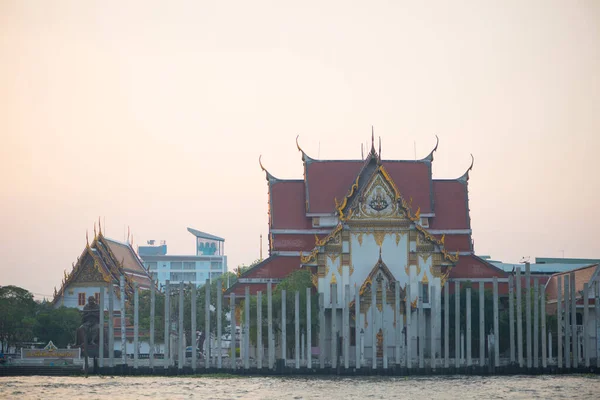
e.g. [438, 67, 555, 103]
[458, 153, 475, 182]
[296, 135, 314, 163]
[421, 135, 439, 162]
[259, 155, 279, 182]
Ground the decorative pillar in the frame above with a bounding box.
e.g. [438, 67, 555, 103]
[331, 284, 337, 369]
[418, 281, 424, 369]
[382, 281, 388, 369]
[431, 288, 437, 369]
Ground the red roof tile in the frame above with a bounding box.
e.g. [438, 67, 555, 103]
[270, 180, 312, 229]
[306, 161, 363, 213]
[244, 255, 301, 279]
[449, 255, 507, 280]
[430, 180, 469, 229]
[382, 161, 432, 214]
[434, 234, 472, 253]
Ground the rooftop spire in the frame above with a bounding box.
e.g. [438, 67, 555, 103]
[259, 155, 278, 182]
[371, 126, 375, 154]
[379, 136, 382, 159]
[458, 154, 475, 182]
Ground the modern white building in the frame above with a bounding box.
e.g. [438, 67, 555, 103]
[139, 227, 227, 288]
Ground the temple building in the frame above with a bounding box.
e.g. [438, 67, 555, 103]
[52, 227, 154, 310]
[227, 133, 505, 359]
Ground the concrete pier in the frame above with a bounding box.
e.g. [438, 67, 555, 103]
[331, 285, 337, 368]
[444, 282, 449, 368]
[163, 280, 169, 369]
[257, 291, 262, 369]
[556, 275, 562, 369]
[282, 289, 287, 362]
[406, 282, 412, 369]
[205, 279, 210, 369]
[418, 282, 424, 369]
[508, 276, 515, 364]
[344, 285, 350, 369]
[516, 267, 523, 367]
[455, 281, 460, 368]
[178, 281, 184, 370]
[479, 281, 484, 367]
[382, 281, 388, 369]
[120, 276, 126, 366]
[99, 288, 105, 368]
[191, 283, 196, 371]
[217, 280, 222, 369]
[245, 286, 250, 370]
[525, 263, 531, 369]
[466, 287, 472, 367]
[570, 273, 577, 368]
[371, 279, 376, 369]
[564, 277, 570, 368]
[596, 280, 600, 368]
[295, 291, 300, 369]
[431, 289, 436, 369]
[533, 278, 539, 369]
[493, 277, 499, 367]
[134, 283, 139, 369]
[268, 282, 274, 369]
[395, 282, 401, 366]
[318, 292, 325, 369]
[583, 282, 589, 368]
[149, 283, 155, 370]
[108, 284, 114, 368]
[355, 285, 361, 369]
[230, 292, 236, 370]
[541, 281, 547, 368]
[306, 287, 312, 369]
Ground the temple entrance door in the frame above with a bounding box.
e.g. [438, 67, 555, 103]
[376, 329, 384, 358]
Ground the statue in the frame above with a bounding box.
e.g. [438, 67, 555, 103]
[76, 296, 100, 347]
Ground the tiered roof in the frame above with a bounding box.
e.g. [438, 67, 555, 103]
[52, 227, 154, 305]
[227, 132, 492, 297]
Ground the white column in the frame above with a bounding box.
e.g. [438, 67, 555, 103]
[282, 289, 287, 363]
[217, 279, 223, 369]
[332, 284, 338, 369]
[556, 275, 562, 369]
[306, 287, 312, 369]
[191, 283, 197, 371]
[583, 282, 589, 367]
[431, 288, 437, 369]
[395, 281, 401, 366]
[541, 281, 547, 369]
[418, 281, 424, 369]
[318, 292, 325, 369]
[493, 276, 499, 367]
[382, 281, 388, 369]
[533, 278, 539, 368]
[149, 283, 155, 370]
[455, 281, 460, 368]
[204, 279, 210, 369]
[295, 290, 300, 369]
[257, 290, 262, 369]
[344, 284, 350, 369]
[164, 280, 170, 369]
[508, 276, 515, 364]
[99, 288, 105, 368]
[444, 282, 449, 368]
[355, 285, 361, 369]
[516, 267, 523, 367]
[525, 263, 532, 369]
[466, 287, 471, 367]
[406, 281, 412, 369]
[244, 285, 250, 370]
[134, 283, 139, 369]
[371, 279, 377, 369]
[120, 275, 126, 366]
[230, 292, 236, 370]
[178, 282, 184, 370]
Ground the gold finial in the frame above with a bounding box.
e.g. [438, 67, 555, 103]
[93, 222, 97, 238]
[98, 216, 102, 235]
[330, 274, 337, 284]
[422, 271, 429, 284]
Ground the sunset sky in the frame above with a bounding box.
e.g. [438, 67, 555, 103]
[1, 1, 598, 300]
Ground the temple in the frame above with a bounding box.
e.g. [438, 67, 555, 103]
[227, 132, 505, 358]
[52, 224, 154, 309]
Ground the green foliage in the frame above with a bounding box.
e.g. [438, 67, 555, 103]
[33, 304, 81, 347]
[126, 289, 166, 342]
[0, 285, 37, 351]
[245, 269, 318, 358]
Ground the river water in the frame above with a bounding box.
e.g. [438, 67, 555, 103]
[1, 375, 599, 399]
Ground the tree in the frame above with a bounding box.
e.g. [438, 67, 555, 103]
[0, 285, 37, 351]
[33, 303, 81, 347]
[126, 289, 166, 342]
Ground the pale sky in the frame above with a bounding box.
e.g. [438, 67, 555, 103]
[1, 1, 599, 300]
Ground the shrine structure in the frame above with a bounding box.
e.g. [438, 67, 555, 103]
[227, 132, 505, 359]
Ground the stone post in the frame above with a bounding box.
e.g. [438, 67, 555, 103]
[548, 331, 553, 362]
[295, 290, 300, 369]
[525, 263, 532, 369]
[267, 282, 275, 369]
[479, 281, 485, 367]
[164, 280, 170, 369]
[466, 287, 472, 367]
[455, 281, 460, 368]
[516, 267, 523, 367]
[134, 283, 139, 369]
[382, 281, 388, 369]
[301, 332, 305, 365]
[541, 280, 547, 368]
[108, 284, 114, 368]
[371, 278, 377, 369]
[406, 281, 412, 369]
[245, 286, 250, 370]
[355, 285, 361, 369]
[257, 290, 263, 369]
[395, 281, 401, 366]
[583, 282, 589, 368]
[493, 276, 499, 367]
[230, 292, 236, 370]
[191, 283, 197, 371]
[306, 287, 312, 369]
[508, 276, 515, 364]
[344, 285, 350, 369]
[444, 282, 449, 368]
[570, 273, 577, 368]
[318, 292, 325, 369]
[120, 275, 126, 365]
[418, 281, 424, 369]
[178, 281, 184, 370]
[99, 288, 105, 368]
[204, 279, 210, 369]
[149, 283, 155, 370]
[556, 275, 562, 369]
[217, 279, 223, 369]
[596, 280, 600, 368]
[282, 289, 287, 362]
[533, 278, 539, 368]
[564, 277, 570, 368]
[431, 289, 437, 369]
[331, 284, 338, 369]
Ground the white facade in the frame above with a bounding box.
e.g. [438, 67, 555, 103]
[142, 256, 227, 288]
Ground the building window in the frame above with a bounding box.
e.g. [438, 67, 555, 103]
[171, 262, 183, 270]
[183, 262, 195, 270]
[94, 292, 100, 303]
[78, 293, 86, 306]
[422, 283, 429, 304]
[211, 261, 222, 270]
